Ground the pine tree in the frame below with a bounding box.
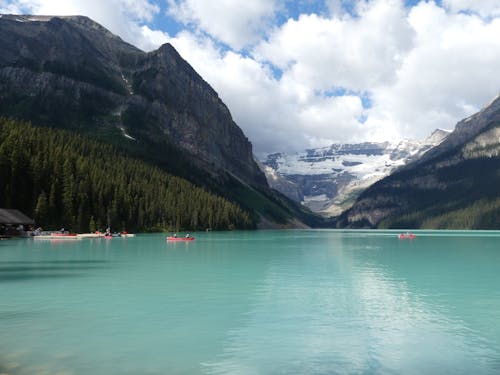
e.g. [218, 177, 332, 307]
[34, 191, 49, 226]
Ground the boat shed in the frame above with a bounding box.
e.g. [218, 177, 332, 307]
[0, 209, 35, 226]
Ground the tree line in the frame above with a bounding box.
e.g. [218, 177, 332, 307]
[0, 118, 253, 232]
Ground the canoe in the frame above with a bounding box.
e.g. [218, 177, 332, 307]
[76, 233, 136, 238]
[167, 237, 195, 241]
[77, 233, 102, 238]
[398, 233, 416, 239]
[34, 234, 81, 240]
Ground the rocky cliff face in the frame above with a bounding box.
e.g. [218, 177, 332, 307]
[339, 94, 500, 228]
[415, 95, 500, 165]
[0, 15, 266, 188]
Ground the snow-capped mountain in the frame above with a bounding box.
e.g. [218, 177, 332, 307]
[261, 129, 451, 217]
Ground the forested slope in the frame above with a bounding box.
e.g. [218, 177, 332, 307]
[0, 118, 252, 232]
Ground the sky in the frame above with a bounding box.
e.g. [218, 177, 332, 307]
[1, 0, 500, 156]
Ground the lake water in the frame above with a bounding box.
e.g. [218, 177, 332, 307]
[1, 230, 500, 374]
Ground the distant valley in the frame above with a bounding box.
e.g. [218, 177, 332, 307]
[261, 129, 450, 216]
[262, 93, 500, 229]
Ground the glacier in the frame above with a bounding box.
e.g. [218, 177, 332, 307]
[261, 129, 450, 217]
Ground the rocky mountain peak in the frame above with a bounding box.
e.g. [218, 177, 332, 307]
[1, 14, 129, 43]
[425, 128, 451, 144]
[0, 14, 267, 188]
[423, 93, 500, 161]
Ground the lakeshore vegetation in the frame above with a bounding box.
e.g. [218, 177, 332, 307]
[0, 118, 253, 232]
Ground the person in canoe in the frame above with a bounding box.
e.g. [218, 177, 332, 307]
[185, 233, 190, 238]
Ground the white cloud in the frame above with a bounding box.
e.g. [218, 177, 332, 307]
[6, 0, 159, 21]
[139, 25, 170, 51]
[166, 0, 278, 50]
[325, 0, 349, 17]
[255, 0, 414, 95]
[247, 0, 500, 151]
[443, 0, 500, 18]
[0, 0, 21, 13]
[366, 1, 500, 138]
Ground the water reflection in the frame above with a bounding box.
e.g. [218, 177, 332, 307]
[0, 260, 109, 282]
[203, 231, 500, 374]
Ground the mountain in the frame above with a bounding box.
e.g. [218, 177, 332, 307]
[261, 129, 450, 216]
[338, 94, 500, 229]
[0, 14, 265, 186]
[0, 14, 317, 228]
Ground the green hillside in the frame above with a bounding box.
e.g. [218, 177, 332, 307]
[376, 156, 500, 229]
[0, 118, 253, 232]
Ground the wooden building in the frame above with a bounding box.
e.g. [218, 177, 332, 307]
[0, 209, 35, 236]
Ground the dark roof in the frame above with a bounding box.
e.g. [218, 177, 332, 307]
[0, 209, 35, 225]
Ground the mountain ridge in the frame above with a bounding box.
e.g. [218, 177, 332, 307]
[261, 129, 450, 216]
[337, 93, 500, 229]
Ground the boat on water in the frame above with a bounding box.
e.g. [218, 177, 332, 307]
[34, 232, 80, 240]
[167, 236, 195, 241]
[103, 232, 135, 238]
[34, 231, 136, 240]
[77, 231, 136, 239]
[76, 233, 102, 239]
[398, 233, 416, 239]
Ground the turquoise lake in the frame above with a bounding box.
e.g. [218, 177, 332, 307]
[1, 230, 500, 374]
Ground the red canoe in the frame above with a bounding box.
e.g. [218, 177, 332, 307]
[398, 233, 416, 239]
[167, 237, 195, 241]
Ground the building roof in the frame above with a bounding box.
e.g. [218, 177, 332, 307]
[0, 209, 35, 225]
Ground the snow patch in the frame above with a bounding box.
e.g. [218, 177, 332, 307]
[303, 194, 328, 202]
[464, 115, 475, 123]
[270, 151, 403, 178]
[483, 93, 500, 109]
[119, 127, 136, 140]
[121, 73, 134, 95]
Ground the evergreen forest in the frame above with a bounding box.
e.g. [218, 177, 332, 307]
[0, 118, 253, 232]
